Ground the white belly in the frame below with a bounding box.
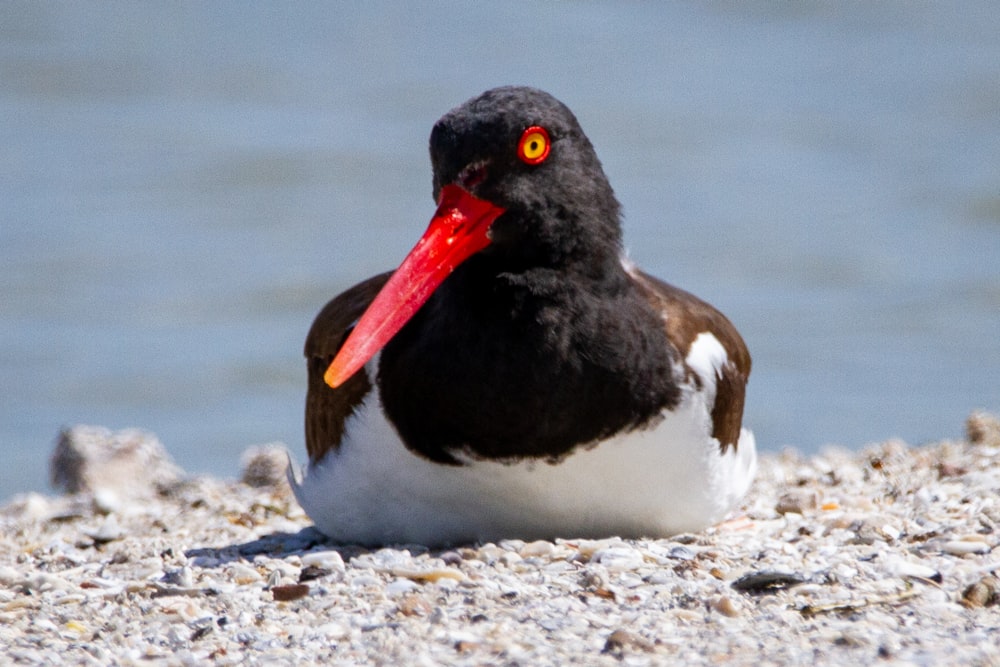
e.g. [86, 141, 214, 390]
[290, 386, 756, 547]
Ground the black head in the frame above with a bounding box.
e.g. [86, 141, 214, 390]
[429, 86, 623, 271]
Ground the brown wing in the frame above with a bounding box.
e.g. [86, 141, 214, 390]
[629, 268, 751, 453]
[304, 272, 392, 463]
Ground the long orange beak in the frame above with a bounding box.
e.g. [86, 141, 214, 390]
[324, 184, 506, 388]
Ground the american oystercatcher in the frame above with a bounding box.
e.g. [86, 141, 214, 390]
[290, 86, 756, 546]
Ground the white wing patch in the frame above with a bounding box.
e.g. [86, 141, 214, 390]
[685, 332, 728, 401]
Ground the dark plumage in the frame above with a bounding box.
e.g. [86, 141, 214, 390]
[293, 86, 756, 546]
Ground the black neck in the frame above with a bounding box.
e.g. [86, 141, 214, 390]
[377, 256, 682, 463]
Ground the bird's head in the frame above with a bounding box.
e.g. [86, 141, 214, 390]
[325, 86, 622, 388]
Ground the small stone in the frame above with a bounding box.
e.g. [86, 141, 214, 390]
[849, 522, 882, 545]
[731, 571, 807, 595]
[591, 546, 645, 571]
[602, 629, 654, 656]
[92, 488, 123, 514]
[3, 493, 53, 521]
[0, 566, 22, 587]
[361, 548, 412, 570]
[646, 570, 673, 585]
[961, 576, 1000, 608]
[519, 540, 555, 558]
[64, 620, 87, 635]
[499, 551, 523, 567]
[580, 568, 609, 589]
[667, 545, 696, 560]
[937, 461, 968, 478]
[396, 592, 432, 616]
[940, 538, 991, 556]
[301, 550, 346, 573]
[188, 555, 220, 569]
[240, 443, 292, 492]
[316, 622, 350, 640]
[271, 583, 309, 602]
[834, 632, 870, 648]
[966, 411, 1000, 446]
[190, 624, 213, 641]
[574, 538, 620, 559]
[50, 425, 182, 498]
[454, 640, 481, 654]
[227, 563, 262, 584]
[476, 543, 504, 563]
[391, 567, 465, 583]
[879, 523, 902, 541]
[711, 594, 742, 617]
[429, 606, 448, 625]
[85, 515, 124, 545]
[385, 578, 420, 597]
[161, 567, 194, 588]
[160, 599, 208, 622]
[775, 490, 819, 515]
[21, 572, 73, 593]
[350, 574, 382, 588]
[882, 556, 939, 581]
[298, 565, 330, 582]
[439, 550, 463, 566]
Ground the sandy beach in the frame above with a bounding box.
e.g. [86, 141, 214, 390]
[2, 413, 999, 666]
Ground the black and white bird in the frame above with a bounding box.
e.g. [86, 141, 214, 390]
[290, 86, 756, 546]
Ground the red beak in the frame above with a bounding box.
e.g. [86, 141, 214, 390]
[324, 184, 506, 388]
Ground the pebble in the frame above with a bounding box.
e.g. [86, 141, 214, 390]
[961, 576, 1000, 608]
[519, 539, 556, 558]
[711, 594, 743, 618]
[731, 571, 807, 594]
[271, 583, 310, 601]
[603, 628, 654, 656]
[775, 489, 819, 515]
[300, 550, 346, 573]
[940, 538, 992, 556]
[239, 443, 293, 492]
[48, 425, 181, 498]
[966, 411, 1000, 446]
[667, 545, 697, 560]
[1, 414, 1000, 666]
[881, 555, 940, 581]
[385, 578, 420, 596]
[590, 545, 645, 571]
[227, 562, 263, 584]
[350, 574, 381, 589]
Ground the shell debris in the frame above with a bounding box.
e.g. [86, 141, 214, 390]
[1, 414, 1000, 665]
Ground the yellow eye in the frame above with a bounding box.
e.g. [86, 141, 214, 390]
[518, 126, 551, 165]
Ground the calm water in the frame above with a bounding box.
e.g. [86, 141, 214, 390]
[2, 2, 999, 498]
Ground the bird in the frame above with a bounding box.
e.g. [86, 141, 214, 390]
[289, 86, 756, 546]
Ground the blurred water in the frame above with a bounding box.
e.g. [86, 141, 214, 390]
[2, 2, 998, 498]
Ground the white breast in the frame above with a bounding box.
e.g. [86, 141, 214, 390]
[290, 338, 756, 546]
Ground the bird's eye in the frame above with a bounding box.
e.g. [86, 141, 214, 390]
[517, 126, 551, 165]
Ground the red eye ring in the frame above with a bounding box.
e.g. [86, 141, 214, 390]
[518, 126, 551, 165]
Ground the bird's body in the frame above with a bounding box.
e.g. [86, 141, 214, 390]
[290, 87, 756, 546]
